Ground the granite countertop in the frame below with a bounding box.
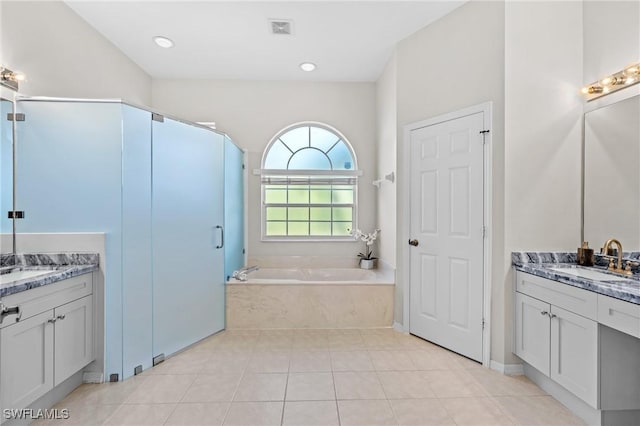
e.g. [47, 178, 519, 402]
[0, 253, 99, 298]
[512, 252, 640, 305]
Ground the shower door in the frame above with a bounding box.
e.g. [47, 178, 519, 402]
[152, 117, 225, 359]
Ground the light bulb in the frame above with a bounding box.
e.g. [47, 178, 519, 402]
[581, 87, 589, 94]
[601, 76, 613, 86]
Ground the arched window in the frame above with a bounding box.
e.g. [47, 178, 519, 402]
[259, 122, 361, 240]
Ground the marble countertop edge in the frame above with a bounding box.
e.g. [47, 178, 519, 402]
[512, 251, 639, 305]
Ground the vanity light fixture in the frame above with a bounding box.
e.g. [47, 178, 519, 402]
[300, 62, 316, 72]
[153, 36, 174, 49]
[581, 61, 640, 101]
[0, 67, 25, 91]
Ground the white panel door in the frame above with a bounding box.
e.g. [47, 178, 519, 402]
[409, 112, 484, 361]
[0, 311, 54, 413]
[54, 295, 94, 386]
[514, 292, 551, 376]
[550, 305, 598, 407]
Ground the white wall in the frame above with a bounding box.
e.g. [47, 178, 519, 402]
[0, 1, 151, 105]
[583, 1, 640, 84]
[393, 0, 506, 349]
[152, 79, 376, 259]
[375, 53, 397, 268]
[504, 1, 584, 364]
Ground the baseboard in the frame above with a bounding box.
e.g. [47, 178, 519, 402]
[490, 360, 524, 375]
[83, 372, 103, 383]
[392, 322, 406, 333]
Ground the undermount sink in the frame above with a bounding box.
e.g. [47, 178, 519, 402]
[0, 268, 59, 285]
[548, 266, 630, 282]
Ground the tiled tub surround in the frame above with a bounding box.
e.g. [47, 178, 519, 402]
[227, 257, 395, 329]
[0, 252, 99, 297]
[512, 251, 639, 304]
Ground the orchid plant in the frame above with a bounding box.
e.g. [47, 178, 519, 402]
[351, 228, 381, 260]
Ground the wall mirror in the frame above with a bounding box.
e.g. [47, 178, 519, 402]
[583, 94, 640, 252]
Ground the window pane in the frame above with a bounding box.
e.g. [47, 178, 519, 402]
[310, 207, 331, 221]
[265, 189, 286, 203]
[266, 222, 286, 236]
[288, 207, 309, 221]
[288, 189, 309, 203]
[279, 126, 309, 152]
[288, 148, 331, 170]
[310, 222, 331, 236]
[310, 126, 341, 152]
[263, 141, 291, 169]
[310, 189, 331, 204]
[327, 141, 354, 170]
[332, 207, 352, 221]
[266, 207, 286, 221]
[288, 222, 309, 236]
[332, 189, 353, 204]
[332, 222, 352, 236]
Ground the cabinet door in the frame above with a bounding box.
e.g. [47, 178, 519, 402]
[514, 292, 550, 375]
[0, 311, 54, 411]
[54, 296, 94, 386]
[550, 305, 598, 408]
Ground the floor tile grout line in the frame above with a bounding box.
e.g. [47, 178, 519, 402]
[220, 351, 249, 425]
[329, 354, 341, 426]
[279, 349, 292, 426]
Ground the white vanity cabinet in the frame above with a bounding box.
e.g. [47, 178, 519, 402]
[0, 273, 94, 418]
[514, 271, 598, 408]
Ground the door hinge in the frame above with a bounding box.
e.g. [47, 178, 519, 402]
[482, 226, 487, 238]
[152, 113, 165, 123]
[242, 164, 245, 170]
[8, 211, 24, 219]
[7, 113, 25, 122]
[242, 248, 246, 254]
[482, 318, 485, 329]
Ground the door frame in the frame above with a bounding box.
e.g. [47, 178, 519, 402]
[400, 102, 493, 367]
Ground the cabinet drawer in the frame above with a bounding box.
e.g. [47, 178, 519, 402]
[1, 273, 93, 327]
[597, 295, 640, 338]
[516, 271, 597, 320]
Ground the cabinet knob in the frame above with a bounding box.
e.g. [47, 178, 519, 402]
[56, 314, 66, 321]
[549, 314, 557, 319]
[540, 311, 548, 316]
[47, 318, 57, 324]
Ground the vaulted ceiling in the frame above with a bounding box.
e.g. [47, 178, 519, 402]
[66, 1, 465, 81]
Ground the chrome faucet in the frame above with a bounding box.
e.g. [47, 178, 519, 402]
[232, 265, 259, 281]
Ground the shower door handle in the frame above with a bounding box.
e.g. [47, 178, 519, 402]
[216, 225, 224, 249]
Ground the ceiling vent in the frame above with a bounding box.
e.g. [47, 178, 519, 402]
[269, 19, 293, 35]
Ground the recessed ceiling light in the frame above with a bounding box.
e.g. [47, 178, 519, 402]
[300, 62, 316, 72]
[153, 36, 174, 49]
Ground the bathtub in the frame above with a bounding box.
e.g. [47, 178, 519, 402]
[226, 261, 395, 329]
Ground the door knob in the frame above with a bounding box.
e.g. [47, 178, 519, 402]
[408, 239, 419, 247]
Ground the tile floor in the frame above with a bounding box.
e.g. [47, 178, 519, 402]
[34, 329, 585, 426]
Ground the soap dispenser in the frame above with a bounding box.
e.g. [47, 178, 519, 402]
[577, 241, 594, 266]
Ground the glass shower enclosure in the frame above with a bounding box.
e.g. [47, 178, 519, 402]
[8, 98, 244, 381]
